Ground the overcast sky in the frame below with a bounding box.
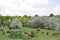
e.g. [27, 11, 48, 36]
[0, 0, 60, 16]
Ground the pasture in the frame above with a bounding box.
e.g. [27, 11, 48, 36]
[0, 27, 60, 40]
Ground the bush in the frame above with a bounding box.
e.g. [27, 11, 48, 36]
[8, 31, 31, 40]
[28, 16, 60, 30]
[10, 19, 22, 29]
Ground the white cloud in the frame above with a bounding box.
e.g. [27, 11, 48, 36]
[25, 0, 48, 5]
[53, 5, 60, 15]
[31, 8, 50, 16]
[0, 0, 49, 16]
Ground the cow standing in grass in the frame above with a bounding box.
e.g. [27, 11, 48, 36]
[28, 33, 34, 37]
[28, 31, 35, 37]
[0, 29, 5, 35]
[6, 30, 13, 33]
[36, 28, 40, 33]
[47, 32, 49, 35]
[24, 32, 28, 34]
[2, 31, 5, 35]
[41, 32, 44, 34]
[52, 32, 59, 36]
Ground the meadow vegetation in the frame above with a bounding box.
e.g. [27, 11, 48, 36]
[0, 14, 60, 40]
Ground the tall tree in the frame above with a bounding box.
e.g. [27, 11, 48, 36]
[50, 13, 54, 17]
[23, 15, 28, 18]
[34, 14, 39, 17]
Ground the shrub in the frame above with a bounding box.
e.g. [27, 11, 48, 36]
[28, 16, 60, 30]
[10, 19, 22, 29]
[8, 31, 31, 40]
[28, 17, 45, 28]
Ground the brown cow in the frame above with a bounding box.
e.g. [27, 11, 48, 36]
[6, 30, 13, 33]
[31, 31, 35, 34]
[24, 32, 28, 34]
[52, 32, 59, 36]
[2, 31, 5, 35]
[28, 33, 34, 37]
[36, 29, 40, 31]
[0, 29, 3, 32]
[41, 32, 44, 34]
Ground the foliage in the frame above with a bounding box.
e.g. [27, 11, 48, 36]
[10, 18, 22, 29]
[0, 15, 60, 31]
[48, 17, 60, 30]
[0, 16, 31, 27]
[20, 17, 29, 27]
[28, 16, 60, 30]
[0, 16, 12, 27]
[50, 13, 54, 17]
[8, 31, 31, 40]
[28, 17, 46, 28]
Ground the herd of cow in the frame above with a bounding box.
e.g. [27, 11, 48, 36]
[0, 28, 60, 37]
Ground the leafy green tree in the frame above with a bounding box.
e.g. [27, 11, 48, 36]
[50, 13, 54, 17]
[23, 15, 28, 18]
[20, 17, 29, 27]
[34, 14, 39, 17]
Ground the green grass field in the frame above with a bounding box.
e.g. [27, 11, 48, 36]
[0, 27, 60, 40]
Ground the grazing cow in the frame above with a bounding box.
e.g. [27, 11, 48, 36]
[24, 32, 28, 34]
[36, 28, 40, 33]
[2, 31, 5, 35]
[36, 29, 40, 31]
[31, 31, 35, 34]
[28, 33, 34, 37]
[47, 32, 49, 35]
[6, 30, 13, 33]
[0, 29, 3, 32]
[41, 32, 44, 34]
[0, 29, 5, 35]
[52, 32, 59, 36]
